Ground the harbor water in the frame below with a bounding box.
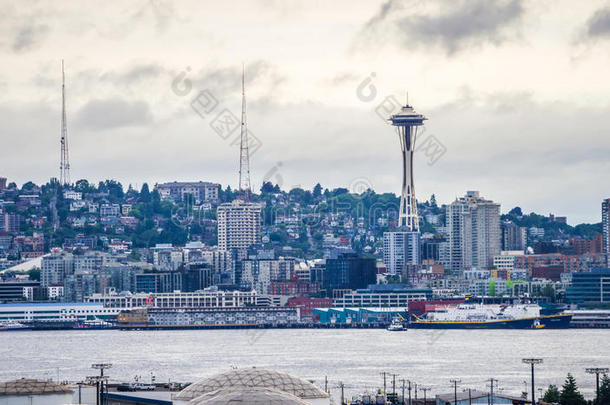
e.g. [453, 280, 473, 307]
[1, 328, 608, 399]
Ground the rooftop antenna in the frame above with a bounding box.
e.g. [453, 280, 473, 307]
[238, 63, 251, 201]
[60, 59, 70, 186]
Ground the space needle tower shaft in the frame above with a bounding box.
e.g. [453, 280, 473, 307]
[389, 101, 427, 231]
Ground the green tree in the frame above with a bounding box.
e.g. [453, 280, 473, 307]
[542, 385, 560, 403]
[559, 374, 586, 405]
[140, 183, 151, 202]
[26, 268, 41, 281]
[260, 181, 276, 194]
[312, 183, 322, 199]
[21, 181, 38, 192]
[74, 179, 94, 193]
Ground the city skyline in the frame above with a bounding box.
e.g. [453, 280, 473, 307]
[1, 1, 609, 225]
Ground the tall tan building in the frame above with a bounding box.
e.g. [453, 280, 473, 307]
[602, 198, 610, 253]
[217, 200, 261, 251]
[446, 191, 501, 274]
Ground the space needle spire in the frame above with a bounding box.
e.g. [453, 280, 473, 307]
[238, 64, 251, 201]
[389, 100, 427, 231]
[60, 60, 71, 186]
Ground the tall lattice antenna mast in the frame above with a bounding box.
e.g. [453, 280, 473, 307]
[60, 59, 70, 186]
[238, 64, 251, 201]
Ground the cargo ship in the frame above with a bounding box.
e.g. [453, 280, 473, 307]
[409, 304, 572, 329]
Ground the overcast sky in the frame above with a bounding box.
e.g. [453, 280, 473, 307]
[1, 0, 609, 224]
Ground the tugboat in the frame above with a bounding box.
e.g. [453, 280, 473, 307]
[387, 317, 406, 332]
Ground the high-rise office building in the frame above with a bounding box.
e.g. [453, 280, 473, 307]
[324, 253, 376, 295]
[446, 191, 501, 274]
[602, 198, 610, 253]
[217, 200, 261, 251]
[383, 231, 420, 275]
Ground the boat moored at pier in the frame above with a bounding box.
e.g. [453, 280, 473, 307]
[409, 304, 572, 329]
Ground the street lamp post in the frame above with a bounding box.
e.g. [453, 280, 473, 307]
[586, 367, 609, 405]
[522, 359, 543, 405]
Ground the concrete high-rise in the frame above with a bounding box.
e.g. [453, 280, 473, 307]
[217, 200, 261, 251]
[383, 231, 420, 275]
[446, 191, 501, 274]
[602, 198, 610, 253]
[501, 220, 527, 252]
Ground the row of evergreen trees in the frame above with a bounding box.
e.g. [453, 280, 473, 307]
[542, 373, 610, 405]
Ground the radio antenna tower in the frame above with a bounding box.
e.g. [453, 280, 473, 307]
[238, 64, 251, 201]
[60, 59, 71, 186]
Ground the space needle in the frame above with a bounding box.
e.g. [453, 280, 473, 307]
[389, 101, 427, 232]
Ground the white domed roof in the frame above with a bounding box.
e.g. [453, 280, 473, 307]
[175, 368, 329, 400]
[187, 387, 311, 405]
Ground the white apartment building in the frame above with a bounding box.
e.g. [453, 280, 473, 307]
[99, 203, 121, 217]
[156, 181, 219, 203]
[217, 200, 261, 251]
[382, 231, 420, 275]
[63, 190, 82, 200]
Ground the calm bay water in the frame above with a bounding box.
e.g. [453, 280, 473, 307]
[1, 329, 608, 400]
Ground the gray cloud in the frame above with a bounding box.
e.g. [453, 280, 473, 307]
[129, 0, 176, 33]
[100, 64, 165, 86]
[359, 0, 524, 55]
[75, 98, 153, 130]
[586, 7, 610, 39]
[12, 23, 50, 52]
[190, 60, 285, 100]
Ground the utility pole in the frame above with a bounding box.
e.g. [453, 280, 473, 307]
[586, 368, 609, 405]
[408, 380, 412, 405]
[450, 379, 461, 405]
[414, 383, 418, 402]
[381, 372, 388, 394]
[489, 378, 498, 405]
[76, 382, 83, 404]
[400, 379, 406, 405]
[522, 358, 543, 405]
[92, 363, 112, 405]
[339, 382, 345, 405]
[469, 388, 472, 405]
[391, 373, 399, 395]
[420, 387, 430, 405]
[325, 375, 328, 393]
